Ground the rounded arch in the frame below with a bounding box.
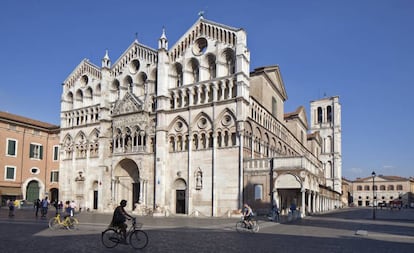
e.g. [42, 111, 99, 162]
[123, 75, 133, 89]
[137, 72, 148, 85]
[129, 59, 140, 74]
[65, 91, 74, 103]
[95, 83, 101, 96]
[187, 58, 200, 83]
[204, 53, 217, 79]
[75, 89, 83, 101]
[111, 79, 120, 90]
[22, 178, 45, 201]
[173, 178, 187, 190]
[113, 158, 140, 181]
[84, 86, 93, 99]
[113, 158, 141, 210]
[221, 48, 235, 74]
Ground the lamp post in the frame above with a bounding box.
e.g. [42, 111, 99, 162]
[372, 171, 376, 220]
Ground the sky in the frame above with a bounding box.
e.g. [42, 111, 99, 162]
[1, 0, 413, 180]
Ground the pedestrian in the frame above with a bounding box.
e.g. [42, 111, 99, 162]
[41, 197, 49, 218]
[34, 199, 41, 217]
[8, 199, 15, 217]
[53, 200, 59, 215]
[70, 200, 77, 216]
[271, 204, 280, 222]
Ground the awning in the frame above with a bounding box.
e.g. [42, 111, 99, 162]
[0, 186, 22, 196]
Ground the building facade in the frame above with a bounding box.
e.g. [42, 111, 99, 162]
[0, 111, 60, 206]
[351, 175, 414, 208]
[59, 16, 341, 216]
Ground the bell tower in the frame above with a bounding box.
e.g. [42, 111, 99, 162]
[310, 96, 342, 194]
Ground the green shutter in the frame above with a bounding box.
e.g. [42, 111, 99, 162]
[29, 144, 34, 158]
[39, 145, 43, 159]
[7, 140, 16, 155]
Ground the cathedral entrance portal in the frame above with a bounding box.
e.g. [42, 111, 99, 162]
[113, 159, 142, 210]
[173, 179, 187, 214]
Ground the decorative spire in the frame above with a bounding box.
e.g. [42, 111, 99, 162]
[102, 49, 111, 68]
[134, 32, 138, 43]
[198, 10, 205, 19]
[158, 26, 168, 50]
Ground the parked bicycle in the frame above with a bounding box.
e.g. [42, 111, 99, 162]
[101, 217, 148, 249]
[48, 213, 79, 230]
[236, 216, 260, 233]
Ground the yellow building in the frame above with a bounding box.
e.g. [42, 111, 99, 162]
[0, 111, 60, 206]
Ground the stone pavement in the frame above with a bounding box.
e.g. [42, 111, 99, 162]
[0, 206, 413, 253]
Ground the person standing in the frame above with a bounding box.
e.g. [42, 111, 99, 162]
[34, 199, 41, 217]
[41, 197, 49, 218]
[70, 200, 77, 216]
[8, 199, 15, 217]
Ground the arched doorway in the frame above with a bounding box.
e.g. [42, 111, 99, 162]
[26, 181, 39, 202]
[50, 188, 59, 203]
[174, 178, 187, 214]
[113, 159, 140, 210]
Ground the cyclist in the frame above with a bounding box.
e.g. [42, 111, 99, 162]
[242, 203, 254, 229]
[110, 200, 133, 242]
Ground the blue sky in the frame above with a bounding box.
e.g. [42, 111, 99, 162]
[1, 0, 413, 180]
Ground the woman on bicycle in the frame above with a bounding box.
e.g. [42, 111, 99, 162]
[242, 203, 253, 228]
[110, 200, 133, 242]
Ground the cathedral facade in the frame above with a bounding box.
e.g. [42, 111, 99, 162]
[59, 16, 341, 216]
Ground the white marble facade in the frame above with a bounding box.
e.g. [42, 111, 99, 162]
[59, 16, 341, 216]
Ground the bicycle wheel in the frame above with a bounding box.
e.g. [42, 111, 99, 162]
[48, 218, 60, 230]
[129, 230, 148, 249]
[251, 220, 260, 233]
[235, 221, 246, 233]
[67, 217, 79, 230]
[101, 229, 120, 248]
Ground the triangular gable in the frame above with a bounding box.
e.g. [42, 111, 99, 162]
[63, 59, 101, 88]
[111, 40, 158, 77]
[112, 92, 143, 116]
[284, 106, 309, 130]
[169, 17, 242, 62]
[251, 66, 288, 101]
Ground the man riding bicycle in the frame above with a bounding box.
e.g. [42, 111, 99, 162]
[242, 203, 254, 228]
[110, 200, 133, 242]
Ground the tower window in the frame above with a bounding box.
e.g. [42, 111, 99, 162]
[317, 107, 323, 123]
[327, 106, 332, 122]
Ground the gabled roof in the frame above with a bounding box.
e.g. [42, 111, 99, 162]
[169, 16, 241, 51]
[0, 111, 59, 131]
[63, 59, 101, 88]
[110, 40, 158, 77]
[284, 106, 309, 129]
[251, 65, 288, 101]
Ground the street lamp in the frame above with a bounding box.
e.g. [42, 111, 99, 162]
[371, 171, 376, 220]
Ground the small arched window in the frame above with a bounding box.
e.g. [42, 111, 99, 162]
[317, 107, 323, 123]
[327, 105, 332, 122]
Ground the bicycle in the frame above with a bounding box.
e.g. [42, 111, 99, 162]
[48, 213, 79, 230]
[236, 216, 260, 233]
[101, 217, 148, 249]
